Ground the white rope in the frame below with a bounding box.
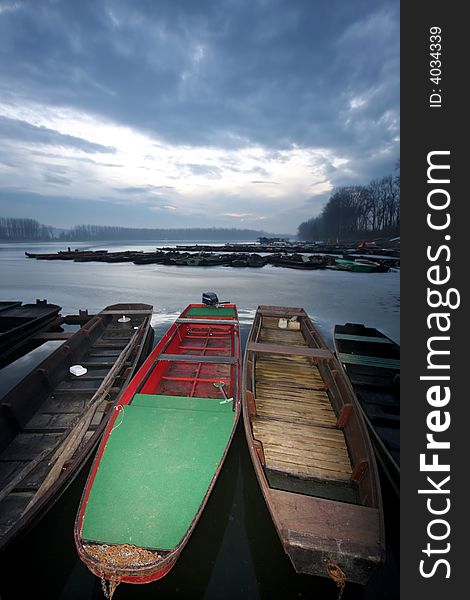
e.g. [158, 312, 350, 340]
[110, 405, 125, 434]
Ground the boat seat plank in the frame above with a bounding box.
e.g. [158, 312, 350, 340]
[265, 458, 351, 481]
[176, 318, 238, 325]
[248, 342, 333, 359]
[22, 412, 78, 432]
[255, 390, 333, 408]
[258, 308, 305, 317]
[0, 433, 62, 462]
[335, 333, 394, 344]
[81, 400, 235, 551]
[337, 352, 400, 370]
[99, 309, 153, 315]
[157, 354, 236, 364]
[31, 332, 74, 341]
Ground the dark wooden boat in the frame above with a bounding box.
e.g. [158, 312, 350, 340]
[0, 303, 154, 549]
[242, 305, 385, 586]
[334, 323, 400, 496]
[75, 301, 241, 589]
[0, 299, 62, 366]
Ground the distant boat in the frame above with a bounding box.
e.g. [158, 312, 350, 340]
[0, 303, 154, 550]
[334, 258, 388, 272]
[242, 305, 385, 586]
[75, 296, 241, 590]
[334, 323, 400, 496]
[0, 299, 62, 366]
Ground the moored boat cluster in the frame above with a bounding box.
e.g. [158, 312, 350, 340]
[1, 293, 398, 596]
[25, 247, 398, 271]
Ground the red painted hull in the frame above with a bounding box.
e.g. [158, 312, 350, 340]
[75, 303, 241, 585]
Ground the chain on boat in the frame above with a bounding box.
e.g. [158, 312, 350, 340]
[326, 560, 346, 600]
[100, 573, 121, 599]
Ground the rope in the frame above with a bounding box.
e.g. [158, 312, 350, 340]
[110, 405, 125, 434]
[326, 560, 346, 600]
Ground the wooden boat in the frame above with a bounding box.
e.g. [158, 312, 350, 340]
[0, 299, 62, 366]
[0, 303, 153, 549]
[0, 302, 22, 313]
[334, 323, 400, 496]
[242, 305, 385, 586]
[335, 258, 377, 272]
[75, 300, 241, 589]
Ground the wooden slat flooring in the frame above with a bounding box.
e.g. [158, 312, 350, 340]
[251, 316, 353, 482]
[253, 418, 352, 479]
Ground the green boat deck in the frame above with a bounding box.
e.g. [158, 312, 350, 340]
[81, 394, 235, 550]
[185, 306, 236, 318]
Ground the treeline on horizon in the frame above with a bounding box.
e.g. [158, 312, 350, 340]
[58, 225, 269, 241]
[0, 218, 271, 241]
[0, 217, 54, 241]
[298, 174, 400, 242]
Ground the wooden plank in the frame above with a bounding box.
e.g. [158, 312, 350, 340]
[252, 418, 347, 445]
[263, 446, 352, 474]
[265, 458, 351, 481]
[31, 332, 74, 341]
[265, 452, 351, 476]
[258, 306, 305, 317]
[99, 309, 153, 315]
[0, 433, 62, 462]
[248, 342, 333, 359]
[255, 402, 335, 422]
[255, 393, 334, 411]
[337, 352, 400, 369]
[175, 318, 238, 325]
[335, 333, 394, 344]
[157, 354, 236, 364]
[261, 435, 351, 462]
[21, 413, 79, 433]
[255, 408, 336, 427]
[255, 396, 333, 413]
[253, 428, 348, 452]
[256, 379, 322, 390]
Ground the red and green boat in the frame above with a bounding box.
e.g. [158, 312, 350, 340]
[74, 298, 241, 590]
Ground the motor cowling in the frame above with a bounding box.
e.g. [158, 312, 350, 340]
[202, 292, 219, 306]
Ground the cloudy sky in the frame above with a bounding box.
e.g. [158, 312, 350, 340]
[0, 0, 399, 234]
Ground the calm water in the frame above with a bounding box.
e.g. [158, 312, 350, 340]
[0, 242, 400, 599]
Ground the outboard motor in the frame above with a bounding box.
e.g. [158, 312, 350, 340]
[202, 292, 219, 306]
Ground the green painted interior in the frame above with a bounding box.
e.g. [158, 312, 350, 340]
[335, 333, 393, 344]
[185, 306, 236, 317]
[338, 352, 400, 369]
[81, 394, 235, 550]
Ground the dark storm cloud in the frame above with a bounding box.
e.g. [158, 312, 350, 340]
[0, 0, 399, 231]
[0, 116, 116, 154]
[0, 0, 398, 153]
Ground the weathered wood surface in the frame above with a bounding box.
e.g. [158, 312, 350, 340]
[0, 303, 153, 548]
[268, 488, 384, 583]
